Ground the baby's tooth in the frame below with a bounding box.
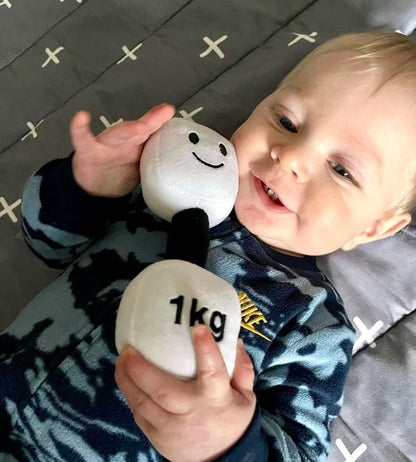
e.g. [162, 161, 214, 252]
[263, 183, 280, 203]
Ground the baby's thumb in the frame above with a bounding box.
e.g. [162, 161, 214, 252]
[231, 339, 255, 395]
[70, 111, 94, 151]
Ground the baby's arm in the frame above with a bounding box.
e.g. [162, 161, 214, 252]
[21, 104, 175, 268]
[214, 304, 354, 462]
[251, 306, 355, 461]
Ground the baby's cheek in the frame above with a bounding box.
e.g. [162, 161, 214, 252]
[297, 208, 345, 254]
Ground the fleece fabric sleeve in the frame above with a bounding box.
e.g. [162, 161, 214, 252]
[216, 293, 355, 462]
[21, 155, 132, 268]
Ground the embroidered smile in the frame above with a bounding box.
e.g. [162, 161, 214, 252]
[192, 151, 224, 169]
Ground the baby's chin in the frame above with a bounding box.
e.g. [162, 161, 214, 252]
[234, 206, 316, 257]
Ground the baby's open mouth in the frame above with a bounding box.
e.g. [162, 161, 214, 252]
[262, 182, 283, 206]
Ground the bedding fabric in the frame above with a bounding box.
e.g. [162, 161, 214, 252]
[0, 1, 415, 461]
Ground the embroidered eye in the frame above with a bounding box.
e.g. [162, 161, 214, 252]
[279, 116, 298, 133]
[329, 161, 357, 185]
[219, 143, 227, 156]
[189, 132, 199, 144]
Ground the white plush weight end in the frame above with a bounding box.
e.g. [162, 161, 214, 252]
[115, 260, 241, 379]
[140, 118, 238, 228]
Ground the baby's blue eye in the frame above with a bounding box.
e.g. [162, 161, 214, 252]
[279, 116, 297, 133]
[329, 161, 356, 184]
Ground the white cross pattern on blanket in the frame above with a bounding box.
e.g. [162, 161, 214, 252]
[335, 439, 367, 462]
[42, 47, 65, 68]
[179, 107, 203, 120]
[117, 43, 143, 64]
[352, 316, 384, 353]
[200, 36, 228, 59]
[0, 197, 21, 223]
[100, 116, 123, 128]
[21, 120, 45, 140]
[0, 0, 12, 8]
[288, 31, 318, 46]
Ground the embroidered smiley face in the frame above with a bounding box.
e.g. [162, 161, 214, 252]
[140, 117, 239, 227]
[188, 131, 228, 169]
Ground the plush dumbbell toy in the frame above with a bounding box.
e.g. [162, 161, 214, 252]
[115, 118, 241, 379]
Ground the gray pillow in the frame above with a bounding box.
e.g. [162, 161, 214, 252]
[317, 213, 416, 352]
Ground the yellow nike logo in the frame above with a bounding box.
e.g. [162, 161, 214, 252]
[239, 292, 271, 342]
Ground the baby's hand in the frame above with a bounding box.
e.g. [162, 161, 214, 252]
[115, 325, 256, 462]
[70, 104, 175, 197]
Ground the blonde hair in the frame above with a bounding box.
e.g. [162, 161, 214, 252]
[280, 31, 416, 213]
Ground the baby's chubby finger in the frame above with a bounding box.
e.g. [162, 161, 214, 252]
[114, 349, 141, 410]
[118, 345, 192, 414]
[129, 103, 176, 143]
[192, 324, 231, 401]
[69, 110, 95, 150]
[95, 103, 176, 147]
[230, 339, 255, 397]
[140, 102, 176, 122]
[71, 110, 91, 127]
[115, 348, 172, 427]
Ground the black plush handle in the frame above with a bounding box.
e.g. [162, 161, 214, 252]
[165, 208, 209, 267]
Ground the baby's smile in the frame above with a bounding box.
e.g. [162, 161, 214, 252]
[253, 174, 293, 214]
[262, 182, 282, 205]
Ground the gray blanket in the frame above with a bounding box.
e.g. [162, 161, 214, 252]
[1, 1, 415, 461]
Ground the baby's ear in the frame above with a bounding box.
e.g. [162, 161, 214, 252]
[341, 212, 412, 251]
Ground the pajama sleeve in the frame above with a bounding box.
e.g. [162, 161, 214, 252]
[217, 297, 355, 462]
[21, 155, 132, 268]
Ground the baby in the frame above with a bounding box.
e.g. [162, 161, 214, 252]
[1, 31, 415, 462]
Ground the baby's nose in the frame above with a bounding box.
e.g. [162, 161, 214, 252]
[270, 145, 310, 183]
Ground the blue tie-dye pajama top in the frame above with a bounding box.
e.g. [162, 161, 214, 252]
[0, 156, 355, 462]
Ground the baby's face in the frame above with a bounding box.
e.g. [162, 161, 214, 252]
[232, 51, 415, 256]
